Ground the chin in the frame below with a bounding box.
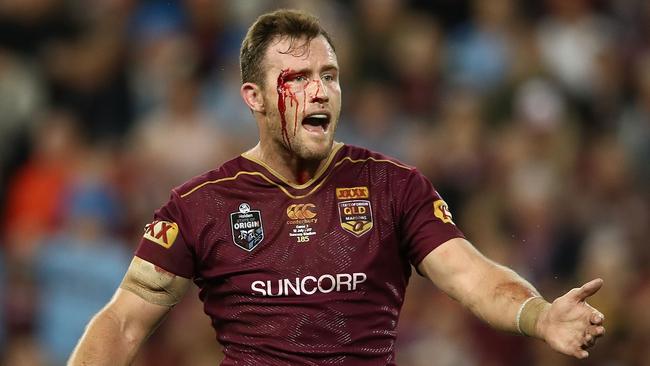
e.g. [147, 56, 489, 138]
[296, 141, 333, 161]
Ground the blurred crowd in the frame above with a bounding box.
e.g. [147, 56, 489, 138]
[0, 0, 648, 365]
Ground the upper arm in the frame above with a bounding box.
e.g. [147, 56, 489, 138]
[120, 256, 192, 307]
[398, 169, 466, 266]
[106, 256, 191, 339]
[417, 237, 495, 304]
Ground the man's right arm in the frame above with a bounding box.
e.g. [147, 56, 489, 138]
[68, 256, 191, 365]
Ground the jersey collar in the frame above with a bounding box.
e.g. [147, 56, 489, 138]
[241, 142, 344, 190]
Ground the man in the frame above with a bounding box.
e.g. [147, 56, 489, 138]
[69, 9, 605, 365]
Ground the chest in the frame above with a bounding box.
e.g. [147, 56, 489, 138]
[196, 178, 403, 281]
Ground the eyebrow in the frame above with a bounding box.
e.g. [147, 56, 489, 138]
[288, 64, 339, 76]
[321, 64, 339, 73]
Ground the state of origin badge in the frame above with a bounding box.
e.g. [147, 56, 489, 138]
[230, 203, 264, 251]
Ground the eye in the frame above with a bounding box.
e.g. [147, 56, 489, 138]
[322, 74, 335, 82]
[293, 75, 308, 82]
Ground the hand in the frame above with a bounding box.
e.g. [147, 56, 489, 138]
[537, 278, 606, 359]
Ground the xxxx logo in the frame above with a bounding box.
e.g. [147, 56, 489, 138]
[336, 187, 369, 200]
[143, 220, 179, 248]
[286, 203, 317, 220]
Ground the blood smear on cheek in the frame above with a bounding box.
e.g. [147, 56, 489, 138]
[276, 69, 302, 150]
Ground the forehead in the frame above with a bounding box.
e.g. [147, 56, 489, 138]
[263, 35, 338, 74]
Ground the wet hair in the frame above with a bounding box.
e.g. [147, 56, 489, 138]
[240, 9, 335, 87]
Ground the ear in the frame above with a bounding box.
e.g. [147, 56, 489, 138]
[240, 82, 265, 113]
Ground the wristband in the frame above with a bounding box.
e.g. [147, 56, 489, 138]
[516, 296, 544, 335]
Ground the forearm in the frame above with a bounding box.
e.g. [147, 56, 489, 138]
[68, 305, 145, 366]
[421, 239, 605, 358]
[466, 262, 550, 337]
[420, 239, 550, 338]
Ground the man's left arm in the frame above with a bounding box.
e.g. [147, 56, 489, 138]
[418, 237, 605, 359]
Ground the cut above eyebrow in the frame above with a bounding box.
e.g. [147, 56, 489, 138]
[281, 69, 307, 79]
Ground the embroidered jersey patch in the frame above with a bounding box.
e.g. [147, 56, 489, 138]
[336, 187, 369, 200]
[286, 203, 317, 220]
[433, 199, 454, 225]
[143, 221, 179, 249]
[338, 200, 373, 237]
[230, 203, 264, 251]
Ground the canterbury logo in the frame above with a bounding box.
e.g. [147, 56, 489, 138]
[286, 204, 317, 220]
[143, 220, 179, 248]
[336, 187, 369, 200]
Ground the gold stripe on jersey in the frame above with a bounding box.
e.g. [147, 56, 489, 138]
[180, 171, 327, 199]
[180, 150, 413, 199]
[241, 142, 344, 189]
[332, 156, 412, 171]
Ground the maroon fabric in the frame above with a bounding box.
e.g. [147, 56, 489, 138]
[135, 144, 464, 365]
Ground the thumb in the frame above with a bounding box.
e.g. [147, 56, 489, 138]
[572, 278, 604, 301]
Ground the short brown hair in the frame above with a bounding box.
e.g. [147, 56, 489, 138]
[240, 9, 335, 87]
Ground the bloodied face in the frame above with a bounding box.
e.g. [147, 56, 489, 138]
[260, 35, 341, 161]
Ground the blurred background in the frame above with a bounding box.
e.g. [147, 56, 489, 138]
[0, 0, 648, 365]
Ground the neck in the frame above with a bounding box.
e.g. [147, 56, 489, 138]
[245, 141, 337, 185]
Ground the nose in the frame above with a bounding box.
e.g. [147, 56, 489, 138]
[309, 79, 328, 104]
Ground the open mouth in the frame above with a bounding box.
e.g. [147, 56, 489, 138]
[302, 113, 330, 133]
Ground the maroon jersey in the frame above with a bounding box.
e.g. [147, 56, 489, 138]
[136, 143, 464, 365]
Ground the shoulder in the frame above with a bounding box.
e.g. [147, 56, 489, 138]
[171, 155, 246, 200]
[339, 145, 436, 195]
[338, 144, 415, 173]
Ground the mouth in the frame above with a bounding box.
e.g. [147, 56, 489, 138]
[301, 113, 331, 134]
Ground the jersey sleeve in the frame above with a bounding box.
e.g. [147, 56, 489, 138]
[399, 169, 465, 267]
[134, 190, 196, 278]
